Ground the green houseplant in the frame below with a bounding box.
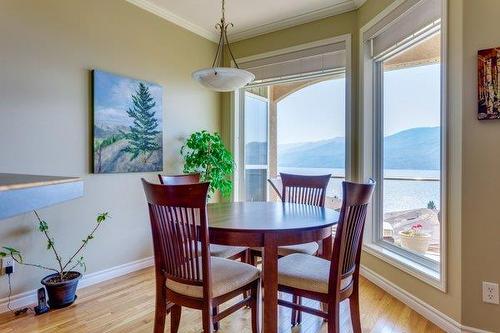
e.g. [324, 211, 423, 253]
[0, 211, 109, 308]
[181, 130, 234, 198]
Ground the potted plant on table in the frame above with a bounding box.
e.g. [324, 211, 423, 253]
[0, 211, 109, 309]
[181, 130, 234, 198]
[398, 223, 431, 254]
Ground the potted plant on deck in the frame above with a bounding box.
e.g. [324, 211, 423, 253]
[398, 223, 431, 254]
[181, 130, 234, 198]
[0, 211, 109, 308]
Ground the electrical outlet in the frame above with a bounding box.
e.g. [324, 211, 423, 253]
[482, 282, 499, 304]
[1, 258, 15, 275]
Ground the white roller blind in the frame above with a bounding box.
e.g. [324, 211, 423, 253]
[239, 41, 346, 84]
[363, 0, 441, 59]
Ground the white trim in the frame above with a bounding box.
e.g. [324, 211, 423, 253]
[360, 265, 492, 333]
[0, 256, 154, 314]
[229, 1, 365, 42]
[363, 243, 442, 288]
[127, 0, 366, 43]
[126, 0, 219, 42]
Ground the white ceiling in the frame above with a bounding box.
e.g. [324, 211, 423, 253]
[127, 0, 366, 42]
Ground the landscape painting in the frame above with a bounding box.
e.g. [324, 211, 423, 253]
[478, 47, 500, 120]
[93, 70, 163, 173]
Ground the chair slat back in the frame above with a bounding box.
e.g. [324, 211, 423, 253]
[142, 179, 210, 286]
[329, 180, 375, 292]
[280, 173, 331, 207]
[158, 173, 201, 185]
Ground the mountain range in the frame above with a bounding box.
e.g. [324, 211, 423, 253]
[246, 127, 440, 170]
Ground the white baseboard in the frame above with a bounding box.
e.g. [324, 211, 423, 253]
[360, 265, 491, 333]
[0, 256, 154, 313]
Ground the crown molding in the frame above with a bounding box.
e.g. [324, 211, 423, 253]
[127, 0, 367, 43]
[126, 0, 220, 42]
[229, 0, 367, 41]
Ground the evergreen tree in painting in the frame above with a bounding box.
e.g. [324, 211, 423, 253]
[122, 83, 161, 163]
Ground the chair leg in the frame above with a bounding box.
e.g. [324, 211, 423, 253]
[327, 302, 340, 333]
[154, 283, 167, 333]
[249, 252, 256, 266]
[202, 307, 214, 333]
[243, 250, 249, 301]
[212, 306, 220, 331]
[290, 295, 303, 326]
[251, 283, 260, 333]
[170, 304, 182, 333]
[296, 296, 302, 324]
[349, 285, 362, 333]
[291, 295, 298, 326]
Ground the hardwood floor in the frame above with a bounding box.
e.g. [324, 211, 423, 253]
[0, 267, 443, 333]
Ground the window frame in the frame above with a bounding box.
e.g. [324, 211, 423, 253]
[239, 91, 270, 202]
[359, 0, 448, 290]
[231, 35, 353, 202]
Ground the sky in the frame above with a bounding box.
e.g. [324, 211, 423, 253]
[266, 63, 441, 145]
[93, 70, 163, 129]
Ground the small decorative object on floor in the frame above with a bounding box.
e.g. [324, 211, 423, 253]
[93, 70, 163, 173]
[478, 47, 500, 120]
[181, 130, 234, 198]
[0, 211, 109, 309]
[399, 223, 431, 254]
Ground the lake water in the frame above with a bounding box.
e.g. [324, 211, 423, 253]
[278, 167, 441, 213]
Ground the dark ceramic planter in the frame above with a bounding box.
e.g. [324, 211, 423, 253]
[41, 271, 81, 309]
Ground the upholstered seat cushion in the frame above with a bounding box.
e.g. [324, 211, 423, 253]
[209, 244, 247, 259]
[277, 242, 319, 256]
[251, 242, 319, 256]
[278, 253, 352, 294]
[166, 257, 260, 298]
[192, 242, 246, 259]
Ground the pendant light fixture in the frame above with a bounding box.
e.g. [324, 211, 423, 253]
[192, 0, 254, 92]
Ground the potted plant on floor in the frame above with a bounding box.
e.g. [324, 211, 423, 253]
[398, 223, 431, 254]
[181, 130, 234, 198]
[0, 211, 109, 308]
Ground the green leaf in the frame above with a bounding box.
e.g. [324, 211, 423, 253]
[181, 131, 234, 198]
[2, 246, 20, 254]
[38, 220, 49, 232]
[0, 252, 7, 257]
[97, 212, 109, 223]
[47, 239, 54, 250]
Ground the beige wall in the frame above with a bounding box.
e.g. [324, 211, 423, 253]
[0, 0, 219, 298]
[461, 0, 500, 330]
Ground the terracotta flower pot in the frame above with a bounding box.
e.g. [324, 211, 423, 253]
[399, 231, 431, 254]
[41, 271, 81, 308]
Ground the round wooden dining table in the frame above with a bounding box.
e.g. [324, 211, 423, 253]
[207, 201, 339, 333]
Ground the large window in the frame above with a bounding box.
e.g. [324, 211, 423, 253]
[377, 32, 442, 269]
[362, 0, 445, 285]
[277, 77, 346, 202]
[240, 76, 347, 206]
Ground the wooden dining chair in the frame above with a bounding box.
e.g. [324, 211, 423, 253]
[158, 173, 200, 185]
[142, 179, 261, 333]
[158, 173, 249, 262]
[276, 179, 375, 332]
[251, 173, 331, 262]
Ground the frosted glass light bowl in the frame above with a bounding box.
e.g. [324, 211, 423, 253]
[192, 67, 255, 92]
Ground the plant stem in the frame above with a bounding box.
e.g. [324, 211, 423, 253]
[60, 220, 103, 278]
[11, 256, 59, 275]
[33, 211, 64, 278]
